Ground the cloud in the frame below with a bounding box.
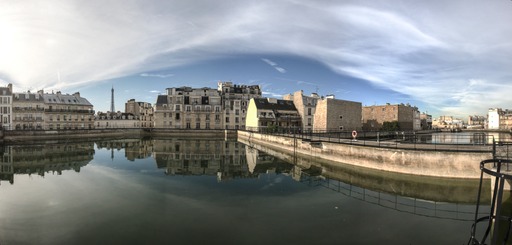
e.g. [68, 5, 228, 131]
[140, 73, 174, 78]
[261, 58, 287, 73]
[149, 90, 161, 93]
[262, 91, 284, 98]
[1, 0, 511, 117]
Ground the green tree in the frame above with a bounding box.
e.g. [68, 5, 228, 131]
[381, 121, 400, 131]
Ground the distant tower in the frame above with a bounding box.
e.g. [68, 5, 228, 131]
[110, 86, 115, 112]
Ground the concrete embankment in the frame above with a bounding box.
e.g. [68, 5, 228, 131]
[238, 131, 492, 179]
[2, 129, 235, 143]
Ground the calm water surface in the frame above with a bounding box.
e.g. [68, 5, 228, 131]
[0, 138, 488, 244]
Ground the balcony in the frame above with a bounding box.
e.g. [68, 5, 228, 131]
[45, 109, 95, 114]
[12, 107, 45, 112]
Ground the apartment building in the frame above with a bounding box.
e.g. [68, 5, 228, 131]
[42, 91, 95, 130]
[95, 112, 140, 128]
[0, 84, 13, 130]
[420, 113, 433, 130]
[362, 103, 420, 131]
[217, 82, 262, 129]
[283, 91, 319, 132]
[246, 98, 301, 132]
[125, 99, 154, 128]
[154, 87, 223, 129]
[12, 92, 45, 130]
[468, 115, 486, 129]
[488, 108, 512, 130]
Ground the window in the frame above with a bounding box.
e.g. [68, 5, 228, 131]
[186, 122, 191, 129]
[186, 106, 191, 112]
[235, 117, 239, 123]
[339, 126, 344, 130]
[235, 109, 239, 115]
[308, 108, 312, 115]
[196, 122, 200, 129]
[225, 117, 230, 123]
[175, 105, 181, 111]
[175, 113, 180, 120]
[308, 118, 312, 126]
[339, 115, 343, 119]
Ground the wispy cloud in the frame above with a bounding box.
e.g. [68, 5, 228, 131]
[149, 90, 161, 93]
[140, 73, 174, 78]
[261, 58, 287, 73]
[262, 91, 284, 98]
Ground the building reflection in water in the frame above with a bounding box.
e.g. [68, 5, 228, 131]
[0, 141, 95, 185]
[152, 139, 293, 182]
[0, 137, 492, 223]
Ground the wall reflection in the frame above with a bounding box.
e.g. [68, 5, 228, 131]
[152, 139, 293, 181]
[0, 141, 94, 185]
[0, 137, 490, 214]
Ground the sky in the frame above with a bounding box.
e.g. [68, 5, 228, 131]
[1, 0, 511, 118]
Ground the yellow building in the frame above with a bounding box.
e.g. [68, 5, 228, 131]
[246, 98, 301, 132]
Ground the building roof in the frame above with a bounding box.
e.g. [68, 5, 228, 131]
[13, 93, 44, 102]
[156, 95, 168, 105]
[253, 98, 297, 111]
[43, 93, 92, 106]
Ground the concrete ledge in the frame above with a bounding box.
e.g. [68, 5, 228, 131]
[238, 131, 492, 179]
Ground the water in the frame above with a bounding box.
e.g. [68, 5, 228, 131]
[0, 138, 488, 244]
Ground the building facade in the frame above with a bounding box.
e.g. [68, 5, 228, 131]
[283, 91, 319, 132]
[246, 98, 301, 132]
[95, 112, 140, 128]
[313, 96, 362, 132]
[468, 115, 486, 129]
[125, 99, 154, 128]
[362, 103, 420, 131]
[42, 91, 95, 130]
[488, 108, 512, 130]
[0, 84, 13, 130]
[12, 92, 45, 130]
[154, 87, 223, 129]
[420, 113, 433, 130]
[217, 82, 262, 129]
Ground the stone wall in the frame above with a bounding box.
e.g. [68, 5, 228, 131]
[238, 130, 492, 179]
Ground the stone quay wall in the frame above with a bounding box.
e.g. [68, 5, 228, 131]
[2, 129, 234, 142]
[238, 130, 492, 179]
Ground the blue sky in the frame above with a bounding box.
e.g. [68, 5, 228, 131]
[1, 0, 511, 118]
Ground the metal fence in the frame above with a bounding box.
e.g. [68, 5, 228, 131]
[244, 129, 497, 153]
[299, 173, 489, 221]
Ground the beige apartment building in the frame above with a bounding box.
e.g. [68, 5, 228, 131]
[362, 103, 420, 131]
[420, 113, 433, 130]
[283, 91, 319, 132]
[42, 91, 95, 130]
[154, 87, 223, 129]
[152, 139, 254, 181]
[488, 108, 512, 130]
[125, 99, 154, 128]
[0, 84, 13, 130]
[95, 112, 140, 128]
[12, 92, 45, 130]
[246, 98, 301, 132]
[313, 96, 362, 132]
[154, 82, 261, 130]
[218, 82, 262, 129]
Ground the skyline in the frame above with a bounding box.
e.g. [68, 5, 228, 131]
[1, 0, 511, 117]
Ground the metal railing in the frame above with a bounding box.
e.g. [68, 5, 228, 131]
[244, 128, 496, 153]
[299, 173, 489, 222]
